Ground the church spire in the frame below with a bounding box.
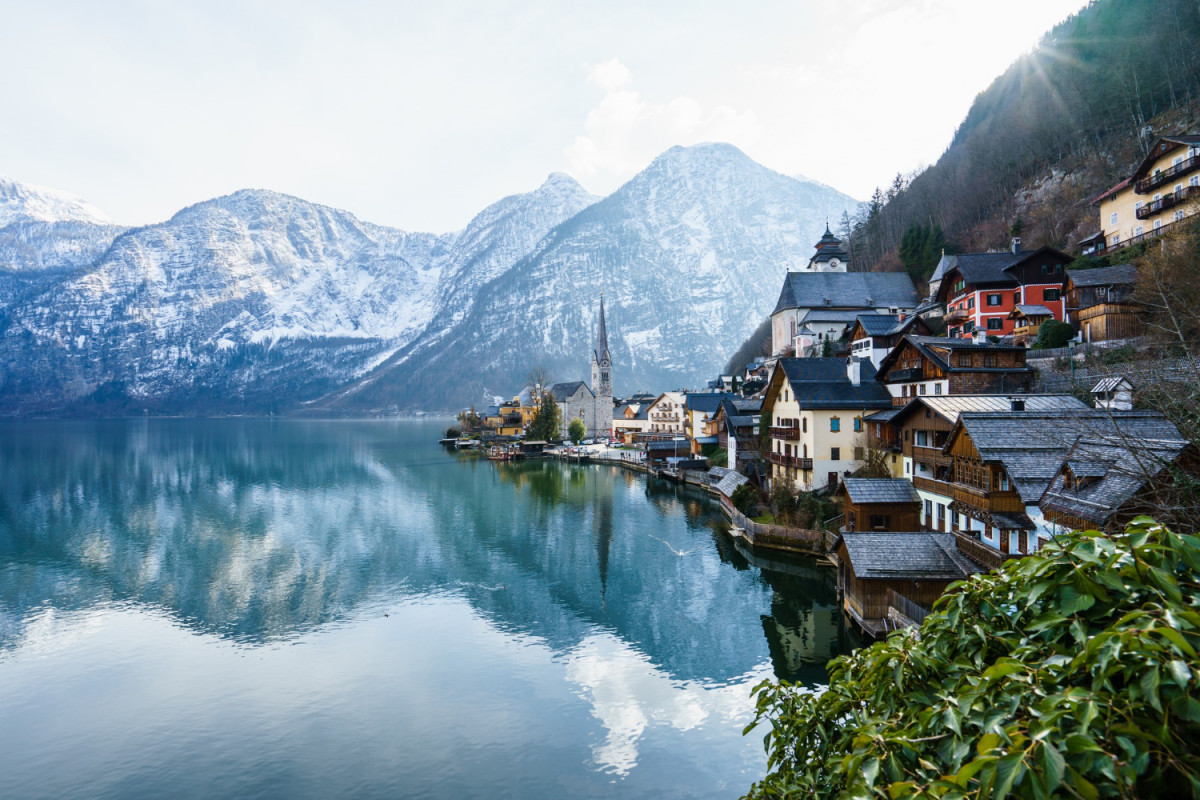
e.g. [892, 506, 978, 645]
[595, 293, 609, 361]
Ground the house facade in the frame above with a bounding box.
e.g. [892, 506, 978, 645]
[1083, 135, 1200, 255]
[645, 392, 686, 436]
[761, 358, 893, 493]
[1064, 263, 1143, 343]
[847, 313, 931, 367]
[875, 335, 1033, 405]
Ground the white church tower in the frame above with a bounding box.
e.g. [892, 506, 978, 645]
[800, 224, 850, 272]
[590, 295, 614, 438]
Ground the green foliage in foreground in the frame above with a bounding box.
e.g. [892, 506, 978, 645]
[1033, 319, 1076, 350]
[743, 519, 1200, 799]
[567, 417, 586, 444]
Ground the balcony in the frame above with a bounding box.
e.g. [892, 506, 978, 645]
[953, 532, 1020, 571]
[770, 426, 800, 440]
[911, 445, 951, 465]
[767, 453, 813, 469]
[1136, 185, 1198, 219]
[944, 307, 969, 324]
[951, 483, 1026, 514]
[1135, 154, 1199, 193]
[913, 476, 952, 496]
[887, 367, 923, 384]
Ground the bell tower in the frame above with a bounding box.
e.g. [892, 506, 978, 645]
[590, 294, 613, 437]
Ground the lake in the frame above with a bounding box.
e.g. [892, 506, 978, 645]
[0, 419, 858, 799]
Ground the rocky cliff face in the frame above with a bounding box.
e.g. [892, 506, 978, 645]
[0, 146, 858, 415]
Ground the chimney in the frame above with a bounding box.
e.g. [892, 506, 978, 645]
[1011, 237, 1021, 254]
[847, 357, 861, 387]
[1010, 397, 1026, 411]
[972, 328, 987, 344]
[898, 311, 906, 323]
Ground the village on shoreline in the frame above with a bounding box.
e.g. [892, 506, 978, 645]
[444, 132, 1199, 640]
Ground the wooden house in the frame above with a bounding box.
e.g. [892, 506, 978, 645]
[836, 533, 984, 638]
[1006, 304, 1055, 346]
[837, 478, 921, 532]
[874, 335, 1033, 405]
[942, 409, 1183, 556]
[887, 394, 1089, 532]
[1064, 264, 1143, 343]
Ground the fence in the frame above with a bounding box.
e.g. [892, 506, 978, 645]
[887, 589, 931, 627]
[719, 495, 826, 555]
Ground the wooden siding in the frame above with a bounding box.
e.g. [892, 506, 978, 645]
[1076, 302, 1144, 342]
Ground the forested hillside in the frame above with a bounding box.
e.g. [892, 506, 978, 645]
[848, 0, 1200, 284]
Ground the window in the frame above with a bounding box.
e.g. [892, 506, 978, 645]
[937, 504, 946, 524]
[869, 514, 889, 529]
[1135, 200, 1143, 212]
[915, 430, 928, 447]
[1154, 219, 1163, 230]
[1013, 291, 1021, 304]
[987, 293, 1002, 306]
[984, 353, 997, 366]
[1175, 184, 1184, 195]
[999, 472, 1010, 491]
[1043, 288, 1060, 302]
[987, 318, 1003, 330]
[802, 444, 807, 458]
[831, 447, 840, 460]
[956, 354, 971, 367]
[968, 297, 975, 309]
[919, 383, 927, 395]
[934, 383, 942, 395]
[1112, 234, 1121, 245]
[801, 417, 807, 433]
[1177, 210, 1187, 222]
[853, 417, 862, 432]
[1135, 226, 1144, 236]
[1191, 176, 1199, 188]
[924, 499, 932, 521]
[830, 417, 840, 432]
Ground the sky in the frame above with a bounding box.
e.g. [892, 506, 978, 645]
[0, 0, 1090, 233]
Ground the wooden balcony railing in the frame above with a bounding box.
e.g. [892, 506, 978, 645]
[944, 307, 969, 323]
[770, 426, 800, 440]
[767, 453, 813, 469]
[913, 476, 952, 496]
[953, 531, 1019, 571]
[951, 483, 1026, 513]
[887, 367, 923, 384]
[1137, 185, 1198, 219]
[1135, 154, 1199, 193]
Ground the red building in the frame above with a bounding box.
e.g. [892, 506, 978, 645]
[936, 240, 1073, 339]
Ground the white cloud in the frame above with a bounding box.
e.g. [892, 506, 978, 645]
[565, 60, 762, 193]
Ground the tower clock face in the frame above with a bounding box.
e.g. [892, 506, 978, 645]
[828, 258, 840, 269]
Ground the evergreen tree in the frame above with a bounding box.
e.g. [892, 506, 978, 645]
[527, 391, 561, 441]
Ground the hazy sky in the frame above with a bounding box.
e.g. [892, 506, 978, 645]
[1, 0, 1088, 232]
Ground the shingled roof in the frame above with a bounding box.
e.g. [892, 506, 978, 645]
[891, 394, 1089, 425]
[772, 272, 919, 315]
[841, 478, 920, 505]
[1040, 434, 1190, 526]
[853, 313, 917, 337]
[876, 335, 1033, 378]
[548, 381, 592, 401]
[949, 410, 1184, 504]
[1067, 263, 1138, 288]
[776, 358, 893, 410]
[841, 533, 985, 580]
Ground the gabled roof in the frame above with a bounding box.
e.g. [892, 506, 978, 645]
[890, 394, 1089, 426]
[852, 313, 920, 338]
[935, 246, 1073, 301]
[1067, 263, 1138, 288]
[772, 358, 893, 410]
[1092, 377, 1134, 393]
[946, 410, 1184, 503]
[684, 392, 728, 414]
[548, 381, 592, 401]
[1090, 177, 1131, 206]
[875, 335, 1031, 378]
[841, 478, 920, 505]
[1009, 304, 1054, 319]
[1131, 135, 1200, 182]
[1040, 435, 1190, 525]
[772, 272, 919, 315]
[840, 533, 984, 580]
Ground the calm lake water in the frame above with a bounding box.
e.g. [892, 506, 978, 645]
[0, 419, 857, 799]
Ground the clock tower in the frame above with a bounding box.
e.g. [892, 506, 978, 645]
[803, 224, 850, 272]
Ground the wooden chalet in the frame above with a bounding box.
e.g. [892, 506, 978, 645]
[711, 396, 762, 472]
[836, 533, 984, 638]
[942, 409, 1183, 556]
[1006, 304, 1055, 346]
[837, 478, 921, 532]
[1064, 264, 1143, 343]
[874, 335, 1033, 405]
[886, 395, 1090, 532]
[1040, 433, 1192, 534]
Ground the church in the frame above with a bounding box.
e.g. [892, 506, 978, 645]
[770, 227, 919, 356]
[547, 296, 614, 439]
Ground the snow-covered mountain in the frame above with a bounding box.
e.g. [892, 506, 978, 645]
[335, 143, 861, 411]
[0, 147, 857, 415]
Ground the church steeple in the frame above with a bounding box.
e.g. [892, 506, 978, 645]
[590, 294, 613, 438]
[594, 293, 610, 364]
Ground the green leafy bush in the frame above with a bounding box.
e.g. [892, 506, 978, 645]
[743, 518, 1200, 799]
[567, 417, 586, 444]
[731, 482, 759, 516]
[1034, 319, 1076, 349]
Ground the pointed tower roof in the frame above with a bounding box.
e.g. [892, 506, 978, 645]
[594, 294, 610, 362]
